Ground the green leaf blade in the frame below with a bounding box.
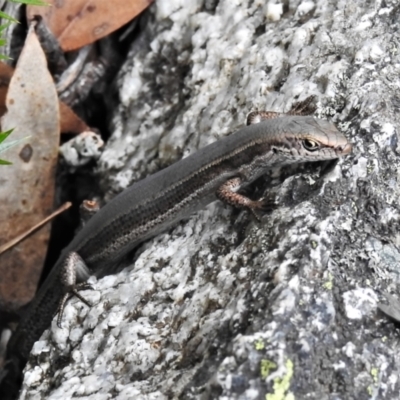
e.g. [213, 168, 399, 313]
[8, 0, 49, 5]
[0, 22, 12, 33]
[0, 10, 18, 23]
[0, 136, 31, 154]
[0, 129, 14, 144]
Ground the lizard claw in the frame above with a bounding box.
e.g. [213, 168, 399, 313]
[288, 95, 317, 116]
[248, 197, 277, 221]
[252, 197, 276, 211]
[56, 284, 93, 328]
[249, 208, 262, 221]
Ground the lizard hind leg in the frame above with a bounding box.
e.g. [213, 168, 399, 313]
[56, 252, 93, 328]
[246, 95, 317, 126]
[246, 110, 281, 125]
[287, 95, 317, 116]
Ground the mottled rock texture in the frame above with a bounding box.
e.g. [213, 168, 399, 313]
[20, 0, 400, 399]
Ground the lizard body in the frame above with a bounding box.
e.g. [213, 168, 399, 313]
[6, 110, 351, 372]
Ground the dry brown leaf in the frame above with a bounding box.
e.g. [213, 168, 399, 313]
[59, 101, 89, 133]
[0, 61, 88, 134]
[0, 62, 13, 117]
[27, 0, 154, 51]
[0, 23, 60, 312]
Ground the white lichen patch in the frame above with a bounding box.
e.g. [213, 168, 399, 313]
[60, 131, 104, 167]
[343, 288, 378, 320]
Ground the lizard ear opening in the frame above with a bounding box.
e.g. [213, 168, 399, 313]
[302, 139, 320, 151]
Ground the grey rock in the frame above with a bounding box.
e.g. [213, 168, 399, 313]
[20, 0, 400, 399]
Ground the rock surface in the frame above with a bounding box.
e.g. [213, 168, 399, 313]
[20, 0, 400, 399]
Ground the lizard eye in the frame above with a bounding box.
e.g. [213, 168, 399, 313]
[302, 139, 320, 152]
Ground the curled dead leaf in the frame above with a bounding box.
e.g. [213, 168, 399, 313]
[27, 0, 154, 51]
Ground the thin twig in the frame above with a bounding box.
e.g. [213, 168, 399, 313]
[0, 201, 72, 255]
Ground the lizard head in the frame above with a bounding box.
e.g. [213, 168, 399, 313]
[271, 116, 352, 162]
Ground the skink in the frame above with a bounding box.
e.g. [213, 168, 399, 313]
[6, 99, 352, 373]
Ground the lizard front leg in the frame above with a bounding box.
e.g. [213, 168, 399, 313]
[57, 252, 93, 327]
[216, 177, 271, 221]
